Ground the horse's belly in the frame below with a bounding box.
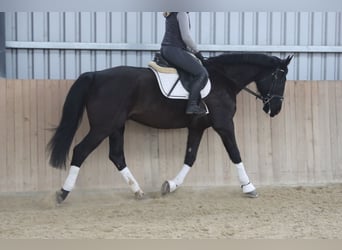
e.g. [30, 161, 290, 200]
[130, 113, 189, 129]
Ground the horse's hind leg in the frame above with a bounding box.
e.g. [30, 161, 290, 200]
[108, 128, 144, 199]
[162, 128, 204, 195]
[56, 129, 108, 203]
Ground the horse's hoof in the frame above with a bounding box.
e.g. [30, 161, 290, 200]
[161, 180, 178, 195]
[241, 182, 258, 198]
[55, 190, 64, 204]
[244, 190, 258, 198]
[161, 181, 171, 195]
[134, 190, 145, 200]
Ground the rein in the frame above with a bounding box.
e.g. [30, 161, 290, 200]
[243, 86, 264, 101]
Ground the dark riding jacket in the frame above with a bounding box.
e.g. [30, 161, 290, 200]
[161, 12, 198, 53]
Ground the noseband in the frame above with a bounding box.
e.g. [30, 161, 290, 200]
[243, 68, 285, 105]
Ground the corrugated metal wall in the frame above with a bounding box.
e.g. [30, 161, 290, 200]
[0, 13, 5, 77]
[4, 12, 342, 80]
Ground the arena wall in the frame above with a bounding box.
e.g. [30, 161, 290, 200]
[0, 80, 341, 192]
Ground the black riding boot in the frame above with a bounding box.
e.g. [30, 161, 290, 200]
[186, 78, 207, 115]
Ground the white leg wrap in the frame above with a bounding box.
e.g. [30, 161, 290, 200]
[120, 167, 142, 193]
[235, 162, 256, 193]
[167, 180, 178, 193]
[235, 162, 250, 186]
[62, 165, 80, 192]
[173, 164, 191, 186]
[168, 164, 191, 193]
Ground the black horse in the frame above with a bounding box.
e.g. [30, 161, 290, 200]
[48, 53, 293, 203]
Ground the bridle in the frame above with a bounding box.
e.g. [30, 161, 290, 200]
[243, 68, 285, 105]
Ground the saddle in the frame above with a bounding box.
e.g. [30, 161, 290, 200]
[148, 53, 211, 100]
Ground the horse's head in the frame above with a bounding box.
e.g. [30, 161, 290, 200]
[255, 55, 293, 117]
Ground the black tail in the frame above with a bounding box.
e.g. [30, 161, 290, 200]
[47, 72, 94, 169]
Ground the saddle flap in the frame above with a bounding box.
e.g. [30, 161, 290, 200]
[148, 52, 211, 100]
[149, 68, 211, 100]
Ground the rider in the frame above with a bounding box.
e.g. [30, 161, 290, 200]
[161, 12, 208, 115]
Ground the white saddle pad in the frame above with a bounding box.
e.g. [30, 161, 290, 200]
[148, 65, 211, 100]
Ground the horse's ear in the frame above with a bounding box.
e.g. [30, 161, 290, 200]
[285, 55, 294, 65]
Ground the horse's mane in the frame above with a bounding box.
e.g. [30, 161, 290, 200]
[207, 53, 282, 68]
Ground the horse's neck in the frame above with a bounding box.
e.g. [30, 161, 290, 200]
[219, 64, 261, 90]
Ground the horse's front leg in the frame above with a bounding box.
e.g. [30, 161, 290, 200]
[161, 127, 204, 195]
[213, 119, 258, 198]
